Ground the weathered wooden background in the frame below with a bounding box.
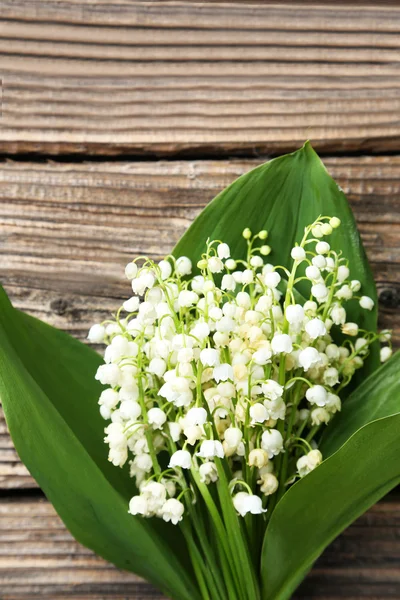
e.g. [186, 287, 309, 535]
[0, 2, 399, 599]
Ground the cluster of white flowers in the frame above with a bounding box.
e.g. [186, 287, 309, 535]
[89, 216, 392, 524]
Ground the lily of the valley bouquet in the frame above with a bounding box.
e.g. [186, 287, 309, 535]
[1, 143, 399, 600]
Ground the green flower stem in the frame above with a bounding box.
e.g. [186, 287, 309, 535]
[277, 384, 302, 501]
[188, 502, 233, 600]
[137, 350, 161, 476]
[215, 458, 261, 600]
[306, 424, 320, 443]
[190, 465, 243, 597]
[321, 254, 339, 321]
[272, 352, 288, 505]
[180, 520, 211, 600]
[196, 362, 204, 407]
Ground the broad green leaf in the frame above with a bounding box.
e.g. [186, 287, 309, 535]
[173, 142, 379, 375]
[260, 354, 400, 600]
[0, 287, 198, 600]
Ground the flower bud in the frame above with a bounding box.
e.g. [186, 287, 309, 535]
[125, 262, 138, 280]
[225, 258, 237, 270]
[242, 228, 252, 239]
[321, 223, 332, 236]
[342, 322, 358, 336]
[311, 224, 323, 238]
[248, 448, 269, 468]
[350, 279, 361, 292]
[329, 217, 341, 228]
[258, 472, 279, 495]
[311, 407, 331, 426]
[158, 259, 172, 280]
[264, 271, 281, 289]
[291, 246, 306, 261]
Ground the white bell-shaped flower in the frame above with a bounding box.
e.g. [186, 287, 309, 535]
[88, 324, 106, 343]
[200, 348, 220, 367]
[250, 403, 269, 425]
[176, 256, 192, 276]
[161, 498, 185, 524]
[199, 461, 219, 484]
[359, 296, 374, 310]
[285, 304, 304, 326]
[380, 347, 392, 363]
[261, 380, 284, 400]
[213, 363, 234, 382]
[271, 333, 293, 354]
[169, 449, 192, 469]
[306, 385, 328, 407]
[233, 492, 266, 517]
[185, 407, 208, 427]
[261, 429, 284, 458]
[305, 318, 326, 340]
[128, 495, 149, 516]
[298, 347, 320, 371]
[148, 408, 167, 430]
[197, 440, 224, 459]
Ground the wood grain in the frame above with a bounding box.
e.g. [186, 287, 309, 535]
[0, 494, 399, 599]
[1, 2, 400, 156]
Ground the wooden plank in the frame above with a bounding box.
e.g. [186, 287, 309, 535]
[0, 155, 399, 491]
[0, 494, 399, 599]
[0, 498, 161, 599]
[1, 2, 400, 155]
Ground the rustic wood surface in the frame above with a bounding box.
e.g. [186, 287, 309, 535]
[1, 1, 400, 598]
[0, 493, 399, 600]
[1, 1, 400, 156]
